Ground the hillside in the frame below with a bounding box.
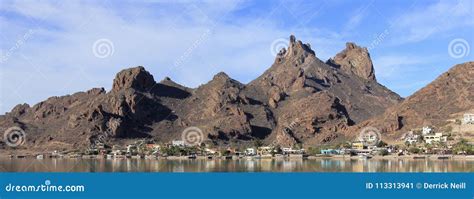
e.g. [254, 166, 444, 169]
[1, 35, 405, 151]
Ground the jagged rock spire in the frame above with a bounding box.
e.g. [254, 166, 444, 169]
[328, 42, 376, 81]
[287, 35, 315, 57]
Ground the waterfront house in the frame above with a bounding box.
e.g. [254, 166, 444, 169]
[204, 148, 217, 155]
[245, 148, 256, 156]
[257, 146, 273, 155]
[351, 142, 364, 150]
[351, 149, 372, 155]
[283, 147, 305, 154]
[146, 144, 160, 150]
[321, 149, 340, 155]
[361, 134, 378, 144]
[112, 148, 125, 156]
[463, 113, 474, 124]
[282, 147, 291, 154]
[126, 144, 138, 154]
[405, 133, 420, 145]
[172, 140, 185, 147]
[423, 133, 447, 144]
[422, 126, 433, 135]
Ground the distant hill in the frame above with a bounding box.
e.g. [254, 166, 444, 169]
[351, 62, 474, 141]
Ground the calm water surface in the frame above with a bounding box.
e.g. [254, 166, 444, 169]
[1, 158, 473, 172]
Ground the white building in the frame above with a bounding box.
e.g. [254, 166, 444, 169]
[405, 134, 419, 145]
[172, 140, 185, 147]
[463, 113, 474, 124]
[126, 144, 137, 154]
[204, 148, 217, 155]
[424, 133, 447, 144]
[245, 148, 256, 156]
[257, 146, 273, 155]
[422, 126, 432, 135]
[282, 147, 304, 154]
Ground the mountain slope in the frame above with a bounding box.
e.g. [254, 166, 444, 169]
[0, 35, 403, 151]
[352, 61, 474, 140]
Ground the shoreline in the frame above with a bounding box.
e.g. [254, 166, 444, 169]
[307, 154, 474, 160]
[1, 153, 474, 161]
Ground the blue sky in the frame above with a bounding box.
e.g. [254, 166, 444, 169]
[0, 0, 473, 114]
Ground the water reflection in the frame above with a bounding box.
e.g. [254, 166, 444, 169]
[0, 158, 473, 172]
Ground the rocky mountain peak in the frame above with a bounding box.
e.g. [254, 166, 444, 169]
[279, 35, 315, 59]
[212, 72, 231, 81]
[328, 42, 376, 81]
[112, 66, 156, 92]
[0, 36, 411, 151]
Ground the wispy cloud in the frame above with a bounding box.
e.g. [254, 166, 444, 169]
[0, 0, 472, 113]
[0, 0, 345, 113]
[372, 54, 445, 97]
[373, 55, 437, 78]
[343, 5, 371, 31]
[391, 0, 474, 43]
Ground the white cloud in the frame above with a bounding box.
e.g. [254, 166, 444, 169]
[391, 0, 474, 43]
[343, 6, 369, 31]
[372, 55, 435, 78]
[0, 0, 347, 113]
[371, 54, 446, 97]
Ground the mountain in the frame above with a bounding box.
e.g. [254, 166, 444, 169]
[0, 35, 403, 151]
[351, 61, 474, 140]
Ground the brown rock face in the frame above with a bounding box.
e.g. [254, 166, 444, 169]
[328, 42, 376, 81]
[353, 62, 474, 140]
[273, 92, 352, 147]
[112, 66, 156, 92]
[0, 35, 408, 151]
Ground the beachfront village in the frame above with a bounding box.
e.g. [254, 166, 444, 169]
[10, 114, 474, 160]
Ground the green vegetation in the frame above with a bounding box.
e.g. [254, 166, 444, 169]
[272, 145, 282, 155]
[160, 146, 200, 156]
[408, 147, 421, 154]
[378, 149, 389, 156]
[306, 147, 321, 156]
[337, 142, 351, 149]
[452, 139, 474, 155]
[377, 141, 388, 147]
[221, 149, 231, 156]
[253, 140, 263, 148]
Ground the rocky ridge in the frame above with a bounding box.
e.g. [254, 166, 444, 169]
[1, 35, 409, 151]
